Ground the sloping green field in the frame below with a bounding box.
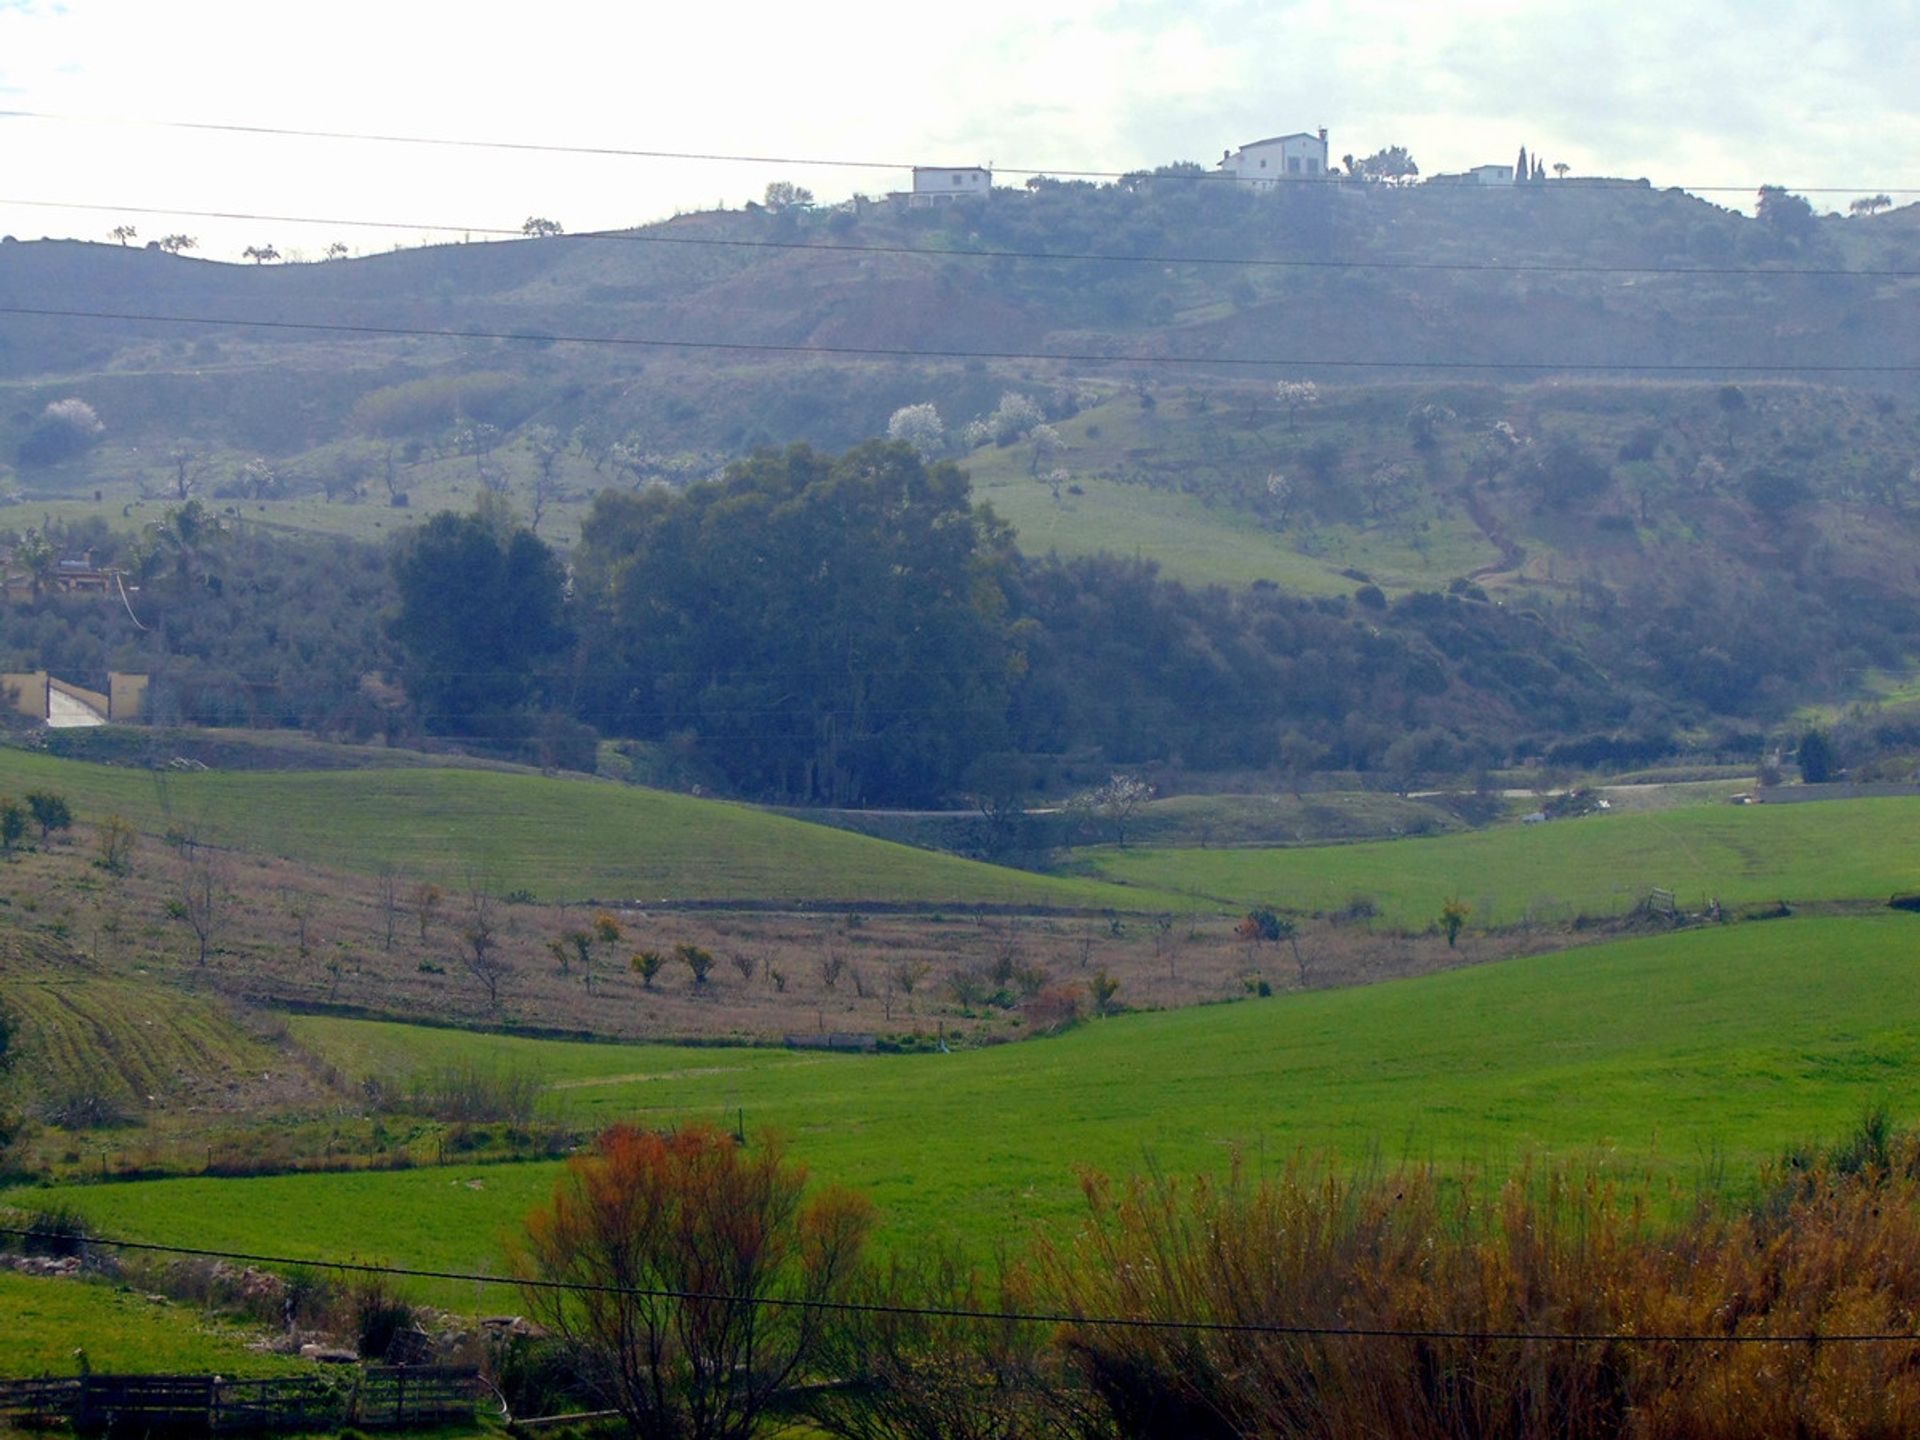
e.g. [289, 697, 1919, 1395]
[0, 749, 1182, 908]
[0, 1273, 303, 1376]
[964, 397, 1498, 593]
[1085, 798, 1920, 927]
[20, 913, 1920, 1304]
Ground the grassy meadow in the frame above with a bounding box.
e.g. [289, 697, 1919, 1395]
[19, 912, 1920, 1305]
[963, 396, 1499, 594]
[1084, 797, 1920, 927]
[0, 748, 1183, 908]
[0, 1272, 304, 1376]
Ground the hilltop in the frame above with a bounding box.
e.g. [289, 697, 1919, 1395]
[2, 177, 1915, 511]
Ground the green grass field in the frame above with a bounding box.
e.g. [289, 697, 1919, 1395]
[964, 397, 1498, 594]
[1084, 797, 1920, 927]
[19, 912, 1920, 1306]
[0, 749, 1183, 908]
[0, 1272, 303, 1376]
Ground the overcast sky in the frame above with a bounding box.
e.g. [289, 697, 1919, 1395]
[2, 0, 1916, 261]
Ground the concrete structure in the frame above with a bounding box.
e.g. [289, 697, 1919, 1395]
[1431, 164, 1517, 186]
[2, 670, 147, 725]
[905, 166, 992, 207]
[1217, 129, 1330, 185]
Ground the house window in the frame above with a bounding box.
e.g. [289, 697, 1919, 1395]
[1288, 157, 1302, 174]
[1259, 158, 1268, 169]
[1306, 158, 1320, 175]
[952, 175, 963, 186]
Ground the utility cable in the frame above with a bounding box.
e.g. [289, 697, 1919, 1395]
[2, 1228, 1915, 1347]
[7, 196, 1920, 280]
[4, 304, 1917, 374]
[2, 110, 1916, 195]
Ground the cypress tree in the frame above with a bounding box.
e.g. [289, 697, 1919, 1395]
[1516, 145, 1529, 183]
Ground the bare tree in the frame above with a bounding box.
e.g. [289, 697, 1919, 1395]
[165, 445, 208, 502]
[176, 852, 233, 966]
[375, 866, 403, 951]
[460, 883, 512, 1009]
[411, 881, 444, 943]
[526, 425, 565, 533]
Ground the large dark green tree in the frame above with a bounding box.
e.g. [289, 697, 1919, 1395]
[390, 508, 570, 739]
[575, 441, 1017, 805]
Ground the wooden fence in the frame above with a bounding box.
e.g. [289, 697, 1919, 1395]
[0, 1366, 481, 1433]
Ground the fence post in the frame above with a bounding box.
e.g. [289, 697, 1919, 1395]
[395, 1367, 407, 1428]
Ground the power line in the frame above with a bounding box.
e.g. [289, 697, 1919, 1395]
[8, 196, 1920, 280]
[3, 109, 1917, 196]
[3, 1228, 1914, 1347]
[5, 304, 1918, 375]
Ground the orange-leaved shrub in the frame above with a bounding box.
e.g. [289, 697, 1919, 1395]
[1031, 1140, 1920, 1439]
[514, 1123, 871, 1440]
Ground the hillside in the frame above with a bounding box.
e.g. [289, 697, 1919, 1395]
[24, 912, 1920, 1288]
[0, 748, 1177, 908]
[3, 180, 1915, 529]
[1084, 795, 1920, 925]
[3, 182, 1918, 796]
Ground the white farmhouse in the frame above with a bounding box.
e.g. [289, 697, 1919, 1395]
[1467, 163, 1515, 186]
[907, 166, 992, 206]
[1217, 129, 1330, 185]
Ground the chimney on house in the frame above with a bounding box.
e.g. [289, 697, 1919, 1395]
[1318, 127, 1328, 143]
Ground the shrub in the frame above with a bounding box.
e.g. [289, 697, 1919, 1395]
[25, 791, 72, 842]
[94, 813, 136, 873]
[406, 1061, 540, 1126]
[345, 1275, 419, 1361]
[675, 942, 716, 986]
[1021, 984, 1083, 1036]
[1033, 1151, 1920, 1439]
[13, 1207, 88, 1257]
[1236, 908, 1289, 943]
[631, 950, 665, 988]
[513, 1124, 871, 1439]
[39, 1087, 129, 1130]
[810, 1249, 1054, 1440]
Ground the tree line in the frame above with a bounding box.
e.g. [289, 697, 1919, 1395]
[391, 441, 1641, 805]
[12, 434, 1887, 803]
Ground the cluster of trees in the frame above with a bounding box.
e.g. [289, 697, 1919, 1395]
[13, 401, 1912, 803]
[2, 508, 399, 735]
[387, 441, 1636, 803]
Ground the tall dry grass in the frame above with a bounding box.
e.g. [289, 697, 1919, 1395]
[1025, 1131, 1920, 1439]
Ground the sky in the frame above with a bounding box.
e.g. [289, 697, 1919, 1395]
[1, 0, 1916, 261]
